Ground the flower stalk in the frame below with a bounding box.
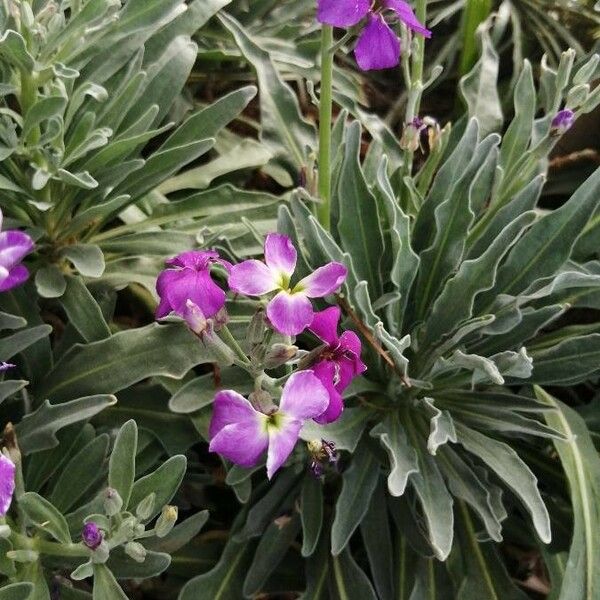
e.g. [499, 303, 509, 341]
[317, 25, 334, 231]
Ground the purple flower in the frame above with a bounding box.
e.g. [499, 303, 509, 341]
[156, 251, 232, 320]
[81, 522, 103, 550]
[228, 234, 347, 336]
[551, 109, 575, 135]
[0, 209, 34, 293]
[0, 362, 15, 372]
[317, 0, 431, 71]
[0, 454, 15, 516]
[308, 307, 366, 423]
[209, 371, 330, 479]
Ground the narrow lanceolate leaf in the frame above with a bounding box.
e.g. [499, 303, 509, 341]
[337, 121, 385, 297]
[330, 549, 377, 600]
[15, 395, 116, 455]
[422, 212, 535, 349]
[61, 277, 111, 343]
[109, 419, 138, 507]
[0, 325, 52, 362]
[370, 414, 418, 497]
[93, 564, 128, 600]
[36, 323, 216, 402]
[179, 536, 253, 600]
[301, 476, 323, 558]
[19, 493, 71, 544]
[455, 423, 551, 543]
[331, 443, 379, 555]
[529, 334, 600, 385]
[219, 12, 315, 172]
[537, 387, 600, 600]
[477, 166, 600, 309]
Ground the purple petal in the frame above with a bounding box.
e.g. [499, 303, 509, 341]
[0, 454, 15, 516]
[155, 269, 179, 318]
[339, 330, 367, 375]
[266, 291, 313, 336]
[296, 262, 347, 298]
[209, 390, 269, 467]
[0, 264, 30, 292]
[355, 14, 401, 71]
[384, 0, 432, 37]
[0, 362, 15, 372]
[209, 390, 260, 439]
[266, 416, 302, 479]
[264, 233, 297, 279]
[309, 306, 341, 346]
[317, 0, 370, 27]
[311, 361, 344, 424]
[210, 420, 269, 468]
[164, 268, 227, 318]
[279, 370, 330, 420]
[82, 522, 103, 550]
[229, 260, 278, 296]
[0, 230, 34, 270]
[551, 109, 575, 134]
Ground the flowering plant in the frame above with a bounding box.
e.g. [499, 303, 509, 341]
[1, 0, 600, 598]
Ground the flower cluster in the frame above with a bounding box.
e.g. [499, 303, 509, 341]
[317, 0, 431, 71]
[156, 233, 366, 478]
[0, 209, 34, 293]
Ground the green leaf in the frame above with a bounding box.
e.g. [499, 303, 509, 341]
[48, 434, 109, 513]
[19, 492, 71, 544]
[371, 414, 418, 497]
[0, 30, 35, 71]
[0, 325, 52, 363]
[330, 549, 377, 600]
[219, 12, 315, 172]
[61, 277, 111, 343]
[529, 334, 600, 385]
[36, 323, 216, 402]
[61, 245, 105, 278]
[300, 476, 323, 558]
[537, 387, 600, 600]
[128, 455, 186, 521]
[179, 536, 253, 600]
[34, 266, 67, 299]
[92, 564, 128, 600]
[300, 407, 371, 453]
[23, 96, 67, 139]
[455, 423, 551, 543]
[337, 121, 385, 296]
[107, 547, 171, 579]
[459, 24, 502, 135]
[0, 380, 28, 404]
[109, 420, 137, 507]
[0, 583, 34, 600]
[144, 510, 209, 554]
[243, 513, 301, 597]
[331, 443, 379, 555]
[15, 395, 116, 454]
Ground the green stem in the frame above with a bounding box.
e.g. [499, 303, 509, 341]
[317, 25, 334, 231]
[11, 532, 89, 558]
[219, 325, 250, 366]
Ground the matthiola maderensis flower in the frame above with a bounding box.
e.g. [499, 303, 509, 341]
[0, 454, 15, 516]
[317, 0, 431, 71]
[0, 363, 15, 372]
[308, 306, 366, 423]
[228, 233, 347, 336]
[209, 371, 330, 479]
[156, 250, 231, 320]
[0, 209, 34, 293]
[551, 109, 575, 135]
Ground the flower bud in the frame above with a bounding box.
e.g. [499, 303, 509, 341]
[183, 300, 208, 336]
[136, 493, 156, 521]
[115, 516, 137, 541]
[81, 522, 103, 550]
[7, 550, 39, 563]
[124, 541, 147, 563]
[155, 505, 178, 538]
[551, 109, 575, 136]
[247, 310, 267, 345]
[400, 117, 424, 153]
[134, 523, 145, 538]
[103, 487, 123, 516]
[264, 343, 298, 368]
[0, 524, 10, 538]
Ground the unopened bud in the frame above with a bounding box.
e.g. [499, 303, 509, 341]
[155, 505, 178, 538]
[248, 390, 276, 414]
[264, 343, 298, 368]
[184, 300, 208, 336]
[247, 310, 267, 345]
[136, 493, 156, 521]
[124, 541, 147, 563]
[81, 522, 103, 550]
[103, 488, 123, 516]
[7, 550, 39, 563]
[400, 117, 425, 152]
[551, 109, 575, 135]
